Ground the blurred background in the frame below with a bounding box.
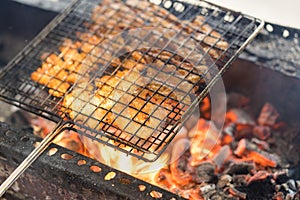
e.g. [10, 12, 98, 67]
[207, 0, 300, 28]
[12, 0, 300, 29]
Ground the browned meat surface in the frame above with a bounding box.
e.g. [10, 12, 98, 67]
[30, 0, 228, 142]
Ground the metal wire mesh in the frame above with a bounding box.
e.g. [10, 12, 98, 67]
[0, 0, 263, 161]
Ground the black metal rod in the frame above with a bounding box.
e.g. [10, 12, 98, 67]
[0, 120, 64, 197]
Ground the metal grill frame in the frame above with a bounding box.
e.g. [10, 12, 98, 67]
[241, 22, 300, 78]
[0, 0, 264, 161]
[0, 122, 182, 200]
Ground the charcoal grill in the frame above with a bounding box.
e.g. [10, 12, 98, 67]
[0, 0, 263, 195]
[0, 122, 181, 199]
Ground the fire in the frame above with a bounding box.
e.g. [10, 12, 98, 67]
[31, 117, 91, 157]
[31, 98, 282, 199]
[189, 119, 222, 166]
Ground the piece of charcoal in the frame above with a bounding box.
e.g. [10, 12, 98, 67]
[287, 179, 297, 192]
[193, 162, 217, 184]
[228, 186, 247, 199]
[274, 171, 290, 184]
[217, 174, 232, 189]
[213, 145, 232, 170]
[253, 126, 271, 140]
[232, 175, 248, 187]
[224, 161, 254, 175]
[258, 103, 279, 126]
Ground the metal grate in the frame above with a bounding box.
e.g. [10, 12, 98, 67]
[0, 0, 263, 161]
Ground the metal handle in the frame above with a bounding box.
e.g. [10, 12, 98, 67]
[0, 121, 64, 197]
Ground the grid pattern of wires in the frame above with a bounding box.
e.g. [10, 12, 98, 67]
[0, 0, 263, 161]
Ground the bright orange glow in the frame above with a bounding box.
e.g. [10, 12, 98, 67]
[246, 151, 277, 168]
[32, 101, 280, 200]
[225, 110, 238, 123]
[189, 119, 221, 166]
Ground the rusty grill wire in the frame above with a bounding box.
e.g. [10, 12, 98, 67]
[0, 0, 263, 161]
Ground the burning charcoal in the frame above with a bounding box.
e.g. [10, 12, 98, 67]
[223, 123, 235, 136]
[221, 132, 234, 145]
[244, 171, 276, 200]
[250, 150, 284, 167]
[224, 161, 254, 175]
[228, 187, 247, 199]
[253, 125, 271, 140]
[243, 138, 261, 151]
[225, 109, 255, 125]
[188, 188, 202, 200]
[234, 123, 254, 140]
[247, 151, 277, 167]
[212, 145, 232, 170]
[234, 138, 247, 157]
[223, 196, 240, 200]
[217, 174, 232, 189]
[53, 130, 88, 155]
[251, 138, 270, 151]
[155, 168, 180, 193]
[222, 123, 235, 145]
[258, 102, 279, 126]
[247, 171, 271, 185]
[234, 138, 280, 167]
[31, 116, 56, 138]
[193, 162, 217, 184]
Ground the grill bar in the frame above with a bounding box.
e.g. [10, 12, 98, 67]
[0, 122, 180, 199]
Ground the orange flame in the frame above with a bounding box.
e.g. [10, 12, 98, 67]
[32, 101, 280, 200]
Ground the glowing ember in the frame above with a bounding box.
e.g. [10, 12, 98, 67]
[31, 100, 284, 199]
[104, 172, 116, 181]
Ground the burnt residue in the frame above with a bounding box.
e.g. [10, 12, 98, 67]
[241, 23, 300, 78]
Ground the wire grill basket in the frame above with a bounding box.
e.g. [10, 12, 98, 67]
[0, 0, 263, 161]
